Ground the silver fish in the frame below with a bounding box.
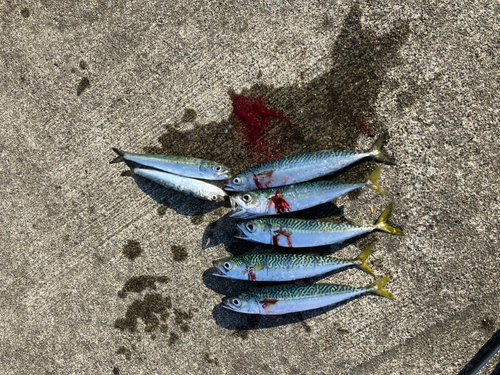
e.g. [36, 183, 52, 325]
[225, 134, 393, 191]
[110, 148, 231, 180]
[131, 167, 227, 202]
[230, 166, 386, 219]
[213, 246, 376, 281]
[221, 275, 395, 315]
[235, 203, 403, 247]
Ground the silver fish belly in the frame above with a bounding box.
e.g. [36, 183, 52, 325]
[110, 148, 231, 180]
[132, 167, 227, 202]
[225, 134, 393, 191]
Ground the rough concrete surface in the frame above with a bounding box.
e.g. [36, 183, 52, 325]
[1, 1, 499, 374]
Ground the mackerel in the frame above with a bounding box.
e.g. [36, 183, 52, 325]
[235, 203, 403, 247]
[110, 148, 231, 180]
[230, 166, 386, 219]
[213, 246, 376, 281]
[131, 167, 227, 202]
[225, 134, 394, 191]
[222, 275, 395, 315]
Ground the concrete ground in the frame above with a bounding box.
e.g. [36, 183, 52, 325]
[1, 1, 499, 374]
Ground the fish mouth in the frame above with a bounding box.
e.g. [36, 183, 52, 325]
[221, 297, 234, 310]
[224, 184, 237, 192]
[234, 224, 250, 240]
[211, 262, 228, 277]
[229, 196, 258, 219]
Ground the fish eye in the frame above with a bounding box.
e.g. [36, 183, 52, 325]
[211, 195, 219, 201]
[224, 262, 232, 270]
[233, 177, 240, 185]
[232, 298, 241, 306]
[216, 166, 221, 171]
[246, 223, 256, 232]
[242, 194, 252, 202]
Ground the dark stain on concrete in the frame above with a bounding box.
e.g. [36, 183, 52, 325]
[116, 346, 131, 360]
[190, 214, 204, 225]
[232, 328, 249, 340]
[300, 320, 312, 333]
[168, 332, 180, 346]
[20, 8, 30, 18]
[157, 205, 168, 216]
[117, 275, 169, 298]
[70, 67, 76, 74]
[171, 245, 188, 262]
[122, 240, 142, 261]
[79, 60, 88, 69]
[174, 308, 193, 332]
[114, 293, 172, 333]
[113, 367, 119, 375]
[77, 77, 90, 96]
[204, 353, 220, 366]
[143, 4, 411, 187]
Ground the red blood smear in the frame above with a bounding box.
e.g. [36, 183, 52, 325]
[253, 171, 274, 190]
[248, 268, 257, 281]
[268, 189, 291, 214]
[358, 118, 375, 137]
[231, 92, 291, 162]
[272, 229, 293, 247]
[261, 298, 278, 309]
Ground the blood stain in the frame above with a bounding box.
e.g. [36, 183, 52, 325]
[268, 189, 291, 214]
[231, 92, 291, 162]
[248, 268, 257, 281]
[272, 230, 293, 247]
[261, 298, 278, 309]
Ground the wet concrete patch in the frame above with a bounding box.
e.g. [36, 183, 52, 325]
[122, 240, 142, 260]
[77, 77, 89, 96]
[171, 245, 188, 262]
[117, 275, 169, 298]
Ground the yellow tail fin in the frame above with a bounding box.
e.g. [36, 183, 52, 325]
[368, 133, 395, 165]
[368, 274, 395, 299]
[366, 165, 387, 196]
[374, 203, 403, 235]
[355, 245, 376, 277]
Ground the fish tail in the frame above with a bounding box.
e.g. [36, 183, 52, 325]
[374, 203, 403, 235]
[368, 274, 395, 299]
[110, 148, 125, 164]
[368, 133, 395, 165]
[366, 165, 387, 196]
[355, 245, 376, 276]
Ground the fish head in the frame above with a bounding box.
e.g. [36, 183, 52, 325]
[200, 161, 232, 180]
[224, 175, 250, 191]
[229, 192, 268, 219]
[235, 220, 272, 244]
[212, 257, 247, 280]
[212, 163, 231, 180]
[201, 186, 227, 203]
[222, 293, 260, 314]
